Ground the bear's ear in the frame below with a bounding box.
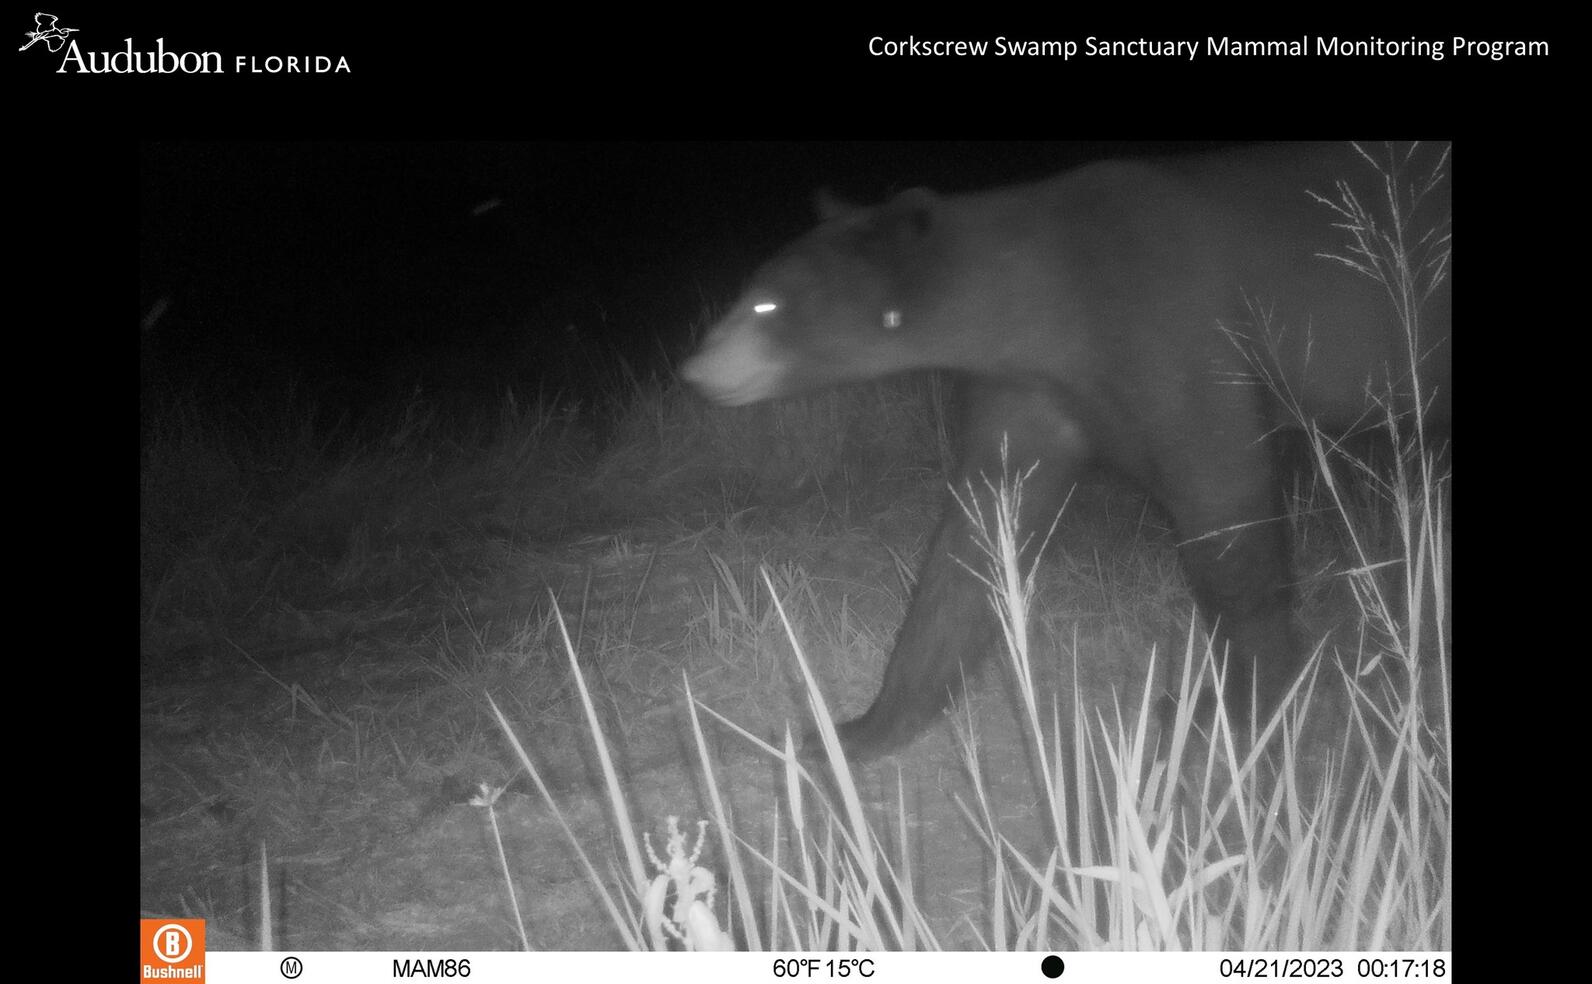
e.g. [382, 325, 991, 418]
[881, 186, 939, 242]
[813, 187, 857, 221]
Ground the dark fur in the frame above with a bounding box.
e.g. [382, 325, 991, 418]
[683, 143, 1451, 760]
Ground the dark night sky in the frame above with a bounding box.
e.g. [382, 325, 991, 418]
[36, 15, 1545, 430]
[112, 14, 1517, 414]
[138, 141, 1225, 406]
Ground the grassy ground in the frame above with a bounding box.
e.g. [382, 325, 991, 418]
[139, 360, 1449, 950]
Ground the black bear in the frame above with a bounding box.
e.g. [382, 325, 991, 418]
[682, 142, 1451, 761]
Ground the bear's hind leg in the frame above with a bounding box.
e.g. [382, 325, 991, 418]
[1157, 438, 1302, 727]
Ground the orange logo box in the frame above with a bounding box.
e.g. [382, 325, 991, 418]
[140, 919, 206, 978]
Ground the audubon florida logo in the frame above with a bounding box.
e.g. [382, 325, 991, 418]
[18, 12, 350, 73]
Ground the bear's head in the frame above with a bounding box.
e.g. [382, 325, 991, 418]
[682, 187, 954, 405]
